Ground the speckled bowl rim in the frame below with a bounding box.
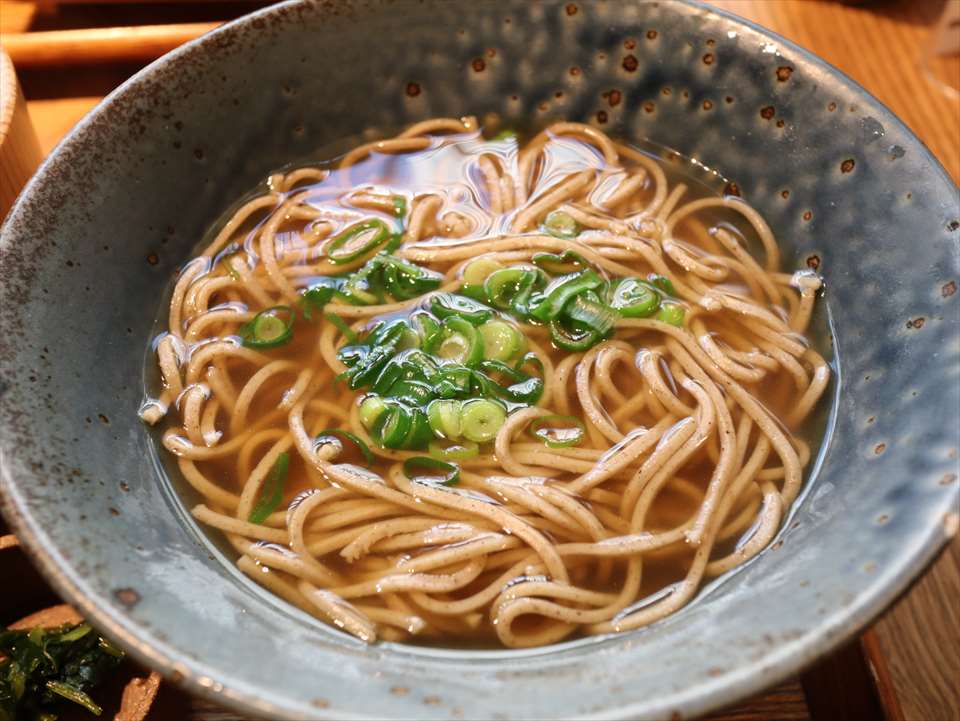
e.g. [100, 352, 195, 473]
[1, 1, 958, 719]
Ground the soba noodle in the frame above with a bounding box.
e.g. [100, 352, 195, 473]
[141, 117, 830, 648]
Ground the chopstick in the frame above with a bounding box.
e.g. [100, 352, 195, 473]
[1, 22, 221, 66]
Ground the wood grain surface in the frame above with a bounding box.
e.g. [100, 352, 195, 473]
[2, 1, 958, 720]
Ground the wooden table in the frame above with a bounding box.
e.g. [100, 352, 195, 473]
[2, 1, 958, 719]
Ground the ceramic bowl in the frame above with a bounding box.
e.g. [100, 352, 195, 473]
[1, 1, 958, 719]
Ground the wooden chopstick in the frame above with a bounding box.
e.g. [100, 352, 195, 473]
[1, 22, 221, 66]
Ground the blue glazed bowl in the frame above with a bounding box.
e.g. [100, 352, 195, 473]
[1, 1, 958, 719]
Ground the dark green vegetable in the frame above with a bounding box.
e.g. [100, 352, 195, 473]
[403, 456, 461, 486]
[392, 196, 407, 218]
[529, 414, 586, 449]
[315, 429, 374, 467]
[528, 269, 604, 322]
[239, 306, 295, 349]
[248, 452, 290, 523]
[474, 361, 545, 405]
[484, 268, 533, 310]
[430, 293, 494, 325]
[0, 623, 124, 721]
[563, 293, 619, 337]
[326, 219, 391, 264]
[607, 278, 660, 318]
[549, 319, 601, 352]
[541, 210, 581, 239]
[324, 313, 358, 343]
[300, 278, 340, 319]
[649, 274, 677, 298]
[532, 250, 589, 275]
[371, 402, 432, 450]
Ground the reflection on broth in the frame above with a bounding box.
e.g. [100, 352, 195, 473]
[141, 117, 830, 648]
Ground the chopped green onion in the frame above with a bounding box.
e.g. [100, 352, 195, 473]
[608, 278, 660, 318]
[393, 196, 407, 218]
[430, 293, 494, 325]
[656, 301, 686, 327]
[409, 311, 442, 352]
[528, 269, 604, 322]
[379, 254, 443, 300]
[433, 365, 472, 398]
[437, 316, 484, 367]
[563, 294, 618, 336]
[509, 268, 548, 317]
[405, 407, 434, 449]
[374, 405, 413, 448]
[541, 210, 581, 239]
[491, 128, 518, 142]
[528, 414, 586, 449]
[475, 360, 545, 405]
[315, 429, 375, 467]
[463, 257, 504, 288]
[479, 319, 525, 362]
[516, 351, 544, 377]
[649, 274, 677, 297]
[301, 279, 340, 319]
[549, 319, 601, 351]
[249, 452, 290, 523]
[359, 395, 387, 430]
[460, 399, 507, 443]
[403, 456, 460, 486]
[327, 219, 391, 264]
[427, 399, 462, 439]
[325, 313, 359, 343]
[484, 268, 533, 310]
[532, 250, 589, 275]
[239, 306, 295, 348]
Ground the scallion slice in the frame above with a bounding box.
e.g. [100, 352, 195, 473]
[532, 250, 589, 275]
[327, 219, 391, 264]
[315, 429, 375, 467]
[325, 313, 359, 343]
[563, 294, 618, 336]
[239, 306, 295, 348]
[427, 399, 462, 440]
[463, 257, 504, 288]
[607, 278, 660, 318]
[460, 399, 507, 443]
[549, 319, 600, 352]
[248, 452, 290, 523]
[479, 319, 525, 362]
[656, 301, 686, 327]
[437, 316, 484, 367]
[358, 395, 387, 430]
[528, 269, 603, 322]
[528, 414, 586, 449]
[541, 210, 581, 239]
[403, 456, 460, 486]
[430, 293, 494, 325]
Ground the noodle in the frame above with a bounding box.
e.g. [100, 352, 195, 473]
[141, 118, 830, 648]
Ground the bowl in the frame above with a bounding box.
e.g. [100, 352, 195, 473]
[1, 1, 958, 719]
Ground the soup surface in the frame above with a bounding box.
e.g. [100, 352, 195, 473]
[141, 117, 830, 648]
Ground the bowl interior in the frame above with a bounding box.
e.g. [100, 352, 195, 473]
[1, 1, 958, 719]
